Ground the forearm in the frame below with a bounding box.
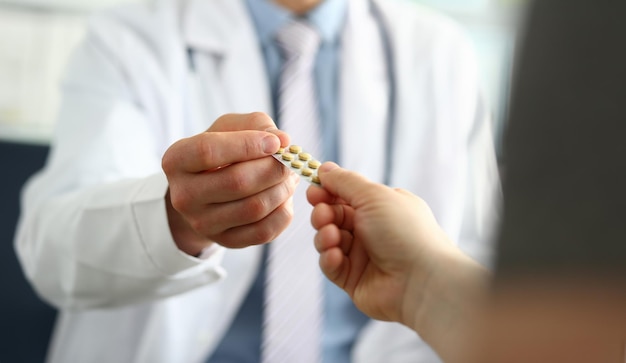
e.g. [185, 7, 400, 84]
[406, 248, 490, 363]
[471, 276, 626, 363]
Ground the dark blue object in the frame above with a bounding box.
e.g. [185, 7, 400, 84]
[0, 140, 56, 363]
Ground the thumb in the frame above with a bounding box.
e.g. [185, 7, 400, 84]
[317, 162, 383, 209]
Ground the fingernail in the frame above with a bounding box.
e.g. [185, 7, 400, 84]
[262, 135, 279, 154]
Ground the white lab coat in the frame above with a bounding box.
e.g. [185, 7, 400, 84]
[15, 0, 501, 362]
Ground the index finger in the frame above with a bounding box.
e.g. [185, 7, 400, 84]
[315, 162, 388, 209]
[164, 130, 281, 173]
[209, 112, 277, 132]
[209, 113, 291, 146]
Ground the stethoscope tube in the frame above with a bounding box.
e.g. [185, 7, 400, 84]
[370, 0, 396, 187]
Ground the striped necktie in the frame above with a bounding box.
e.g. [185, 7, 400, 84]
[261, 19, 323, 363]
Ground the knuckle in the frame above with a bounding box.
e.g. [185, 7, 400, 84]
[243, 197, 269, 221]
[275, 203, 294, 229]
[247, 112, 272, 128]
[161, 156, 173, 174]
[191, 213, 222, 239]
[169, 188, 191, 213]
[253, 225, 275, 244]
[187, 217, 205, 234]
[161, 146, 179, 174]
[198, 134, 218, 165]
[227, 168, 254, 194]
[210, 114, 234, 131]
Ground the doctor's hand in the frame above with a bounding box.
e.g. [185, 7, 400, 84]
[162, 112, 298, 255]
[306, 163, 489, 362]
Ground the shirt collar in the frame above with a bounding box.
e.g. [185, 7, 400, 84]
[245, 0, 348, 47]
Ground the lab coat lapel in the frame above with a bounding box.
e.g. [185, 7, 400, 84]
[179, 3, 270, 353]
[369, 0, 424, 188]
[339, 0, 389, 184]
[182, 0, 272, 123]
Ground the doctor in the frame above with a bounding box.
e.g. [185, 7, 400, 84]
[15, 0, 500, 362]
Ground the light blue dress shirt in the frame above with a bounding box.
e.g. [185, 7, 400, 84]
[207, 1, 370, 362]
[245, 0, 345, 162]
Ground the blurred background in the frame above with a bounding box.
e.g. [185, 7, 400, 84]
[0, 0, 527, 147]
[0, 0, 526, 361]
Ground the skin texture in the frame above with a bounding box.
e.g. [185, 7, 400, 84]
[307, 163, 626, 362]
[161, 1, 322, 257]
[306, 162, 489, 363]
[162, 112, 299, 255]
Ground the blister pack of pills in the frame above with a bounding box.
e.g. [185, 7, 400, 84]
[272, 145, 322, 185]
